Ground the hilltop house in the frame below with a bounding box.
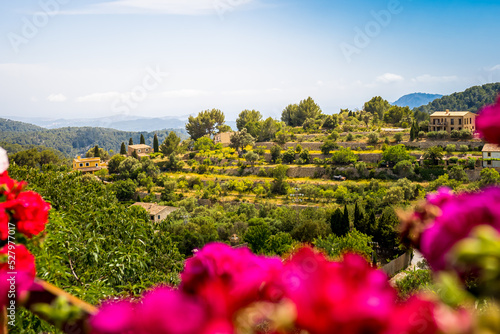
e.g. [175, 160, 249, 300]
[213, 132, 234, 146]
[128, 144, 152, 157]
[72, 156, 108, 173]
[130, 202, 179, 222]
[428, 110, 476, 134]
[482, 144, 500, 168]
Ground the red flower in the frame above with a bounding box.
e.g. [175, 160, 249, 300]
[0, 207, 9, 240]
[477, 94, 500, 145]
[0, 171, 27, 201]
[388, 296, 438, 334]
[7, 191, 50, 238]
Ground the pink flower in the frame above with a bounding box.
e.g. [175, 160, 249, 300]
[426, 187, 454, 207]
[477, 94, 500, 145]
[281, 248, 398, 334]
[135, 287, 208, 334]
[0, 244, 36, 308]
[181, 243, 283, 320]
[420, 187, 500, 271]
[90, 300, 135, 334]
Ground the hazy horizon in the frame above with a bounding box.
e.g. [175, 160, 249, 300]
[1, 0, 500, 122]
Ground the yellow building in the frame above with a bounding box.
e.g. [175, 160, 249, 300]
[72, 156, 108, 173]
[428, 110, 476, 134]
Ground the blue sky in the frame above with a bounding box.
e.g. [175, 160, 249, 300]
[1, 0, 500, 121]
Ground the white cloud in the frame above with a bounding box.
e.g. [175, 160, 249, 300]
[376, 73, 404, 84]
[487, 65, 500, 72]
[47, 94, 67, 102]
[160, 89, 210, 98]
[412, 74, 458, 83]
[59, 0, 255, 16]
[76, 92, 123, 102]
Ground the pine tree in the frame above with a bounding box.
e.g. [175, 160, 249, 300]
[129, 138, 134, 145]
[94, 145, 100, 158]
[120, 142, 127, 155]
[140, 134, 145, 145]
[153, 134, 159, 153]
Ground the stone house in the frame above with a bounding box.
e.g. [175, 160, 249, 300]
[482, 143, 500, 168]
[128, 144, 152, 157]
[428, 110, 476, 134]
[129, 202, 179, 222]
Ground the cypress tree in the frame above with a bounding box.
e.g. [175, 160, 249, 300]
[330, 208, 344, 236]
[153, 134, 159, 153]
[120, 142, 127, 155]
[140, 134, 145, 145]
[132, 150, 139, 160]
[367, 210, 377, 237]
[94, 145, 100, 158]
[341, 204, 350, 236]
[353, 201, 365, 232]
[129, 138, 134, 145]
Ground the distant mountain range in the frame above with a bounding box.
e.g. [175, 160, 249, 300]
[1, 114, 238, 133]
[413, 82, 500, 114]
[1, 114, 190, 132]
[392, 93, 443, 109]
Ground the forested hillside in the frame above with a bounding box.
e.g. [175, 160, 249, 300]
[0, 118, 45, 132]
[414, 82, 500, 114]
[0, 121, 188, 157]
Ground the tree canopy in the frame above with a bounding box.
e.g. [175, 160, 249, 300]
[281, 97, 322, 127]
[185, 109, 226, 140]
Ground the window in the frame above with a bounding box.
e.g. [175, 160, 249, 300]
[157, 215, 161, 220]
[79, 163, 83, 167]
[458, 127, 462, 130]
[451, 127, 454, 131]
[450, 119, 454, 125]
[85, 162, 89, 166]
[488, 160, 492, 165]
[433, 119, 436, 124]
[138, 149, 141, 153]
[488, 152, 492, 157]
[150, 215, 154, 220]
[95, 163, 98, 166]
[459, 119, 462, 125]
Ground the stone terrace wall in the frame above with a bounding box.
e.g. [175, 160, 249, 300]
[255, 140, 484, 151]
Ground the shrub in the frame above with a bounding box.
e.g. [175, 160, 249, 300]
[331, 148, 358, 165]
[367, 133, 379, 144]
[394, 133, 403, 143]
[282, 148, 296, 164]
[395, 269, 432, 299]
[445, 144, 456, 154]
[459, 145, 469, 153]
[320, 140, 339, 155]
